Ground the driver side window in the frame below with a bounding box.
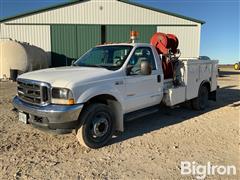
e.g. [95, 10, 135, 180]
[127, 47, 156, 75]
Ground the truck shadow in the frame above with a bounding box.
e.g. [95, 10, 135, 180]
[110, 85, 240, 145]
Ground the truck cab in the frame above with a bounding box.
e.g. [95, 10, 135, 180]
[13, 40, 218, 148]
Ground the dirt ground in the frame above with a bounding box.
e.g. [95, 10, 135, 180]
[0, 68, 239, 180]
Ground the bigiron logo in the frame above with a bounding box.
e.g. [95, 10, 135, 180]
[180, 161, 237, 179]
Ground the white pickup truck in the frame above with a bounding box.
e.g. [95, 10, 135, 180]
[13, 42, 218, 148]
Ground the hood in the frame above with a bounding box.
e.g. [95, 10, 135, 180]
[18, 66, 116, 87]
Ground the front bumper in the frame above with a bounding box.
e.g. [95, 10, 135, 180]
[12, 96, 83, 131]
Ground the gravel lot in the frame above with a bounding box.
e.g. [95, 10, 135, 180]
[0, 68, 239, 179]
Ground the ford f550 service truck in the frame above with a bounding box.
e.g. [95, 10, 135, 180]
[13, 32, 218, 148]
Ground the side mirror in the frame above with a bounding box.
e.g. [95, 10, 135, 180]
[140, 60, 152, 75]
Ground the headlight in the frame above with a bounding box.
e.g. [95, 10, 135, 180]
[51, 88, 75, 105]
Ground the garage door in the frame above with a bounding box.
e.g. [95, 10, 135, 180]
[76, 25, 101, 58]
[51, 25, 156, 67]
[51, 25, 101, 67]
[106, 25, 156, 43]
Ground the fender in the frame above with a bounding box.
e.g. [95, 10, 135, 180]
[76, 85, 125, 132]
[76, 84, 124, 105]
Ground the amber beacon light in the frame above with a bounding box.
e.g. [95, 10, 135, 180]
[130, 31, 139, 43]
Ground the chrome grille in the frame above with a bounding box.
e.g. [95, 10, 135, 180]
[17, 79, 50, 106]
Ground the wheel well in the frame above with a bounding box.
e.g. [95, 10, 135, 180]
[85, 94, 117, 106]
[200, 81, 216, 100]
[84, 94, 124, 132]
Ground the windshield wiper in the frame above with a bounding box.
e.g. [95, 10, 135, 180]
[89, 64, 105, 68]
[75, 64, 106, 69]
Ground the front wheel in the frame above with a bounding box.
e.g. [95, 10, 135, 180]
[76, 103, 114, 149]
[191, 86, 209, 110]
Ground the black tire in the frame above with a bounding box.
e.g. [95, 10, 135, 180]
[191, 86, 209, 110]
[76, 103, 114, 149]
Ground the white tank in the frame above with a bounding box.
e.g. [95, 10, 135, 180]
[0, 39, 49, 79]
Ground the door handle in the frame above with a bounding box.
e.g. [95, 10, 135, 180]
[157, 75, 161, 83]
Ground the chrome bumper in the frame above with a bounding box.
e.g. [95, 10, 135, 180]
[13, 96, 83, 125]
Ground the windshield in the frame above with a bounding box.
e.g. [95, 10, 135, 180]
[74, 45, 133, 70]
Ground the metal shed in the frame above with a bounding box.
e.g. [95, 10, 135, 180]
[0, 0, 205, 66]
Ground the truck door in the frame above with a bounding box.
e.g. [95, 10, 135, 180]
[124, 47, 163, 113]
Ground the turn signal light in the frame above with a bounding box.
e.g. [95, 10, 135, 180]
[67, 98, 75, 105]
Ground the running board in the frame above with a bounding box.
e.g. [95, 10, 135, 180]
[124, 105, 159, 122]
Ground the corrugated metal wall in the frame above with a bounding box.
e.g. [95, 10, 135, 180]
[157, 25, 201, 58]
[51, 25, 77, 59]
[4, 1, 199, 25]
[106, 25, 156, 43]
[76, 25, 101, 57]
[51, 25, 77, 66]
[0, 24, 51, 51]
[50, 24, 157, 66]
[51, 24, 101, 66]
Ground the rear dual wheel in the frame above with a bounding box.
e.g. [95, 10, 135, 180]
[192, 86, 209, 110]
[76, 103, 114, 149]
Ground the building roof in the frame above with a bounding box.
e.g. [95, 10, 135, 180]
[0, 0, 205, 24]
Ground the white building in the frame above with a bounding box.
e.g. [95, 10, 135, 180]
[0, 0, 205, 66]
